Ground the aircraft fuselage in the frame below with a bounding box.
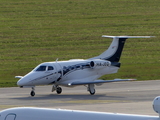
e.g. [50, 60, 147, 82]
[17, 59, 118, 87]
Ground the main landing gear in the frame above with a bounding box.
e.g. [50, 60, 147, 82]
[56, 86, 62, 94]
[88, 84, 95, 95]
[52, 85, 62, 94]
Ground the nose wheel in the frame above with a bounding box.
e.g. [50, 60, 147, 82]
[30, 87, 35, 96]
[30, 90, 35, 96]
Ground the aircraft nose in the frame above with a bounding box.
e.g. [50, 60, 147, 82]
[17, 79, 24, 87]
[17, 78, 28, 87]
[17, 72, 34, 86]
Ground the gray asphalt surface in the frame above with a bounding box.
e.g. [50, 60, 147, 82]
[0, 80, 160, 116]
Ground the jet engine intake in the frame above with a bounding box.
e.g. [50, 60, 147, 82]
[90, 61, 95, 68]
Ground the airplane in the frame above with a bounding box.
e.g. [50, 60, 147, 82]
[15, 35, 154, 96]
[0, 96, 160, 120]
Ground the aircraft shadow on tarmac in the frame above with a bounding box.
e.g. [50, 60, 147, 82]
[10, 94, 125, 101]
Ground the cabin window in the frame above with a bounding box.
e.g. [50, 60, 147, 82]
[36, 66, 47, 71]
[48, 66, 54, 71]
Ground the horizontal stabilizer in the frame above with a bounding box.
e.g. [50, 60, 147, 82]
[68, 79, 136, 86]
[90, 35, 154, 62]
[102, 35, 155, 39]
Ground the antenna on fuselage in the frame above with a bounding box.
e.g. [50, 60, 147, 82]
[56, 58, 59, 62]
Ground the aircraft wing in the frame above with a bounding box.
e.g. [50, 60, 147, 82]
[68, 79, 136, 86]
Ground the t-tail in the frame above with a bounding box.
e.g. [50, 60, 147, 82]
[90, 35, 154, 62]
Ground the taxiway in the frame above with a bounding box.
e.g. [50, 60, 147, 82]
[0, 80, 160, 116]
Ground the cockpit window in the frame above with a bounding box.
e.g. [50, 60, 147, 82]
[48, 66, 54, 71]
[36, 66, 47, 71]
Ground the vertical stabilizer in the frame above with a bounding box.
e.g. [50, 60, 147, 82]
[90, 35, 153, 62]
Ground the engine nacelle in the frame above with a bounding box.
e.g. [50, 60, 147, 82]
[89, 60, 111, 69]
[90, 61, 95, 68]
[153, 96, 160, 114]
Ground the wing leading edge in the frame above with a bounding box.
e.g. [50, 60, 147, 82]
[68, 79, 136, 86]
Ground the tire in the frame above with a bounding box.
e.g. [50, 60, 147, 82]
[89, 89, 95, 95]
[30, 91, 35, 96]
[56, 87, 62, 94]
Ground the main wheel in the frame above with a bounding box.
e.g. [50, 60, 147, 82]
[89, 89, 95, 95]
[30, 91, 35, 96]
[56, 87, 62, 94]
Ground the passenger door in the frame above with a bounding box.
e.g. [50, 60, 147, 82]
[45, 65, 58, 83]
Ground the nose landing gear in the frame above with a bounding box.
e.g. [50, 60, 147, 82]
[30, 87, 35, 96]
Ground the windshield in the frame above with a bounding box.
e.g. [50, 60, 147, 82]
[36, 66, 47, 71]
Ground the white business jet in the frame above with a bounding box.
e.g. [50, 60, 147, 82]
[0, 96, 160, 120]
[15, 35, 153, 96]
